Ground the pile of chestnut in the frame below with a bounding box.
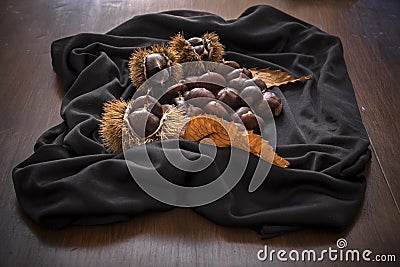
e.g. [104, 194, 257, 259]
[128, 60, 282, 138]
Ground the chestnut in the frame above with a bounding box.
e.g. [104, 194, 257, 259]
[187, 37, 203, 46]
[184, 76, 200, 90]
[150, 68, 170, 85]
[235, 107, 251, 118]
[226, 68, 246, 81]
[184, 88, 215, 100]
[223, 60, 241, 69]
[216, 87, 241, 110]
[200, 49, 210, 61]
[162, 104, 173, 113]
[127, 108, 160, 138]
[228, 76, 248, 91]
[241, 68, 253, 79]
[203, 101, 230, 120]
[173, 96, 186, 106]
[214, 63, 231, 79]
[130, 95, 163, 118]
[193, 45, 205, 55]
[160, 83, 188, 104]
[144, 53, 170, 79]
[187, 37, 211, 60]
[240, 111, 263, 135]
[197, 72, 226, 92]
[184, 76, 199, 83]
[186, 105, 203, 117]
[243, 78, 267, 91]
[240, 86, 263, 106]
[226, 68, 253, 81]
[255, 92, 283, 117]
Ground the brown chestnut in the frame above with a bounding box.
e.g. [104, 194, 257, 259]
[144, 53, 170, 80]
[187, 37, 203, 46]
[255, 92, 283, 117]
[127, 108, 160, 138]
[162, 104, 173, 113]
[160, 83, 188, 104]
[173, 96, 186, 106]
[241, 68, 253, 79]
[235, 107, 251, 118]
[228, 76, 248, 91]
[226, 68, 246, 81]
[184, 76, 199, 83]
[231, 107, 250, 123]
[186, 105, 203, 117]
[130, 95, 163, 118]
[203, 101, 230, 120]
[240, 111, 263, 135]
[243, 78, 267, 91]
[223, 60, 241, 69]
[187, 37, 211, 59]
[216, 87, 241, 110]
[240, 86, 263, 106]
[184, 88, 215, 100]
[197, 72, 226, 93]
[193, 45, 205, 55]
[226, 68, 253, 81]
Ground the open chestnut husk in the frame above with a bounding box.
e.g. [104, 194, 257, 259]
[129, 44, 179, 89]
[170, 32, 224, 63]
[127, 108, 160, 138]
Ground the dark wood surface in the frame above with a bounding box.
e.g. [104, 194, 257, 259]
[1, 0, 399, 266]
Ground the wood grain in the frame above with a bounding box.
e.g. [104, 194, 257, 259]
[1, 0, 399, 266]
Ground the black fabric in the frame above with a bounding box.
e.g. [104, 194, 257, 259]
[12, 5, 371, 238]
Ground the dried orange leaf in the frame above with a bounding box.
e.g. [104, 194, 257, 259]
[182, 115, 289, 168]
[249, 68, 311, 88]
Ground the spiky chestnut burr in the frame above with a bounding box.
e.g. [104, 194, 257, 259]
[169, 32, 224, 63]
[99, 99, 128, 153]
[128, 43, 181, 89]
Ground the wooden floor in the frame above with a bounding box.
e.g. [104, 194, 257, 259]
[1, 0, 399, 266]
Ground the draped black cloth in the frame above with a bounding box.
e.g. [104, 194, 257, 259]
[12, 5, 371, 239]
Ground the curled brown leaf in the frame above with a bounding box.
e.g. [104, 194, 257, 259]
[249, 68, 311, 88]
[182, 115, 289, 168]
